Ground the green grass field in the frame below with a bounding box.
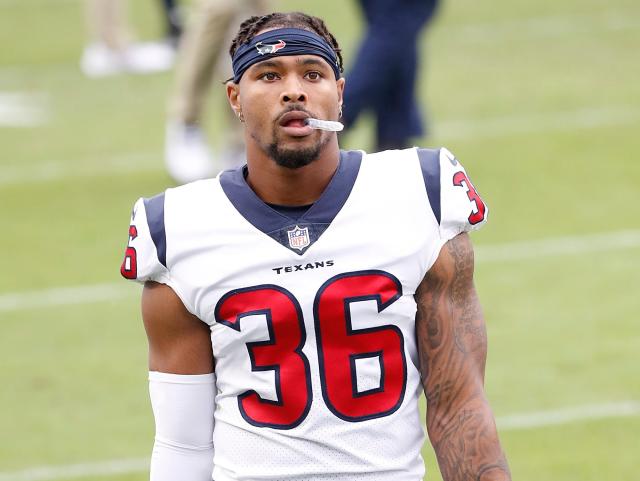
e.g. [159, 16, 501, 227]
[1, 0, 639, 480]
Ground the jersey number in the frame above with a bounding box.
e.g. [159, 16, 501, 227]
[453, 171, 486, 225]
[215, 271, 407, 429]
[120, 225, 138, 279]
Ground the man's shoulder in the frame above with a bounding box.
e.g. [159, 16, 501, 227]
[135, 175, 226, 232]
[133, 176, 221, 211]
[136, 176, 226, 221]
[361, 146, 421, 162]
[354, 147, 427, 184]
[165, 176, 221, 201]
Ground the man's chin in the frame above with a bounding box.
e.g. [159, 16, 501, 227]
[267, 142, 322, 170]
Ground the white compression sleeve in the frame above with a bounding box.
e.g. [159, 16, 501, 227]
[148, 371, 216, 481]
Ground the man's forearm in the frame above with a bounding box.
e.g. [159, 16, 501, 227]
[150, 441, 213, 481]
[427, 395, 510, 481]
[149, 372, 216, 481]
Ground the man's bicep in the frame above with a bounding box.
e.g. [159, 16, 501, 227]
[415, 232, 487, 409]
[142, 281, 214, 374]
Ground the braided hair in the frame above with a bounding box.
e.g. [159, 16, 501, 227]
[229, 12, 344, 75]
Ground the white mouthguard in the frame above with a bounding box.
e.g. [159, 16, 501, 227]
[305, 118, 344, 132]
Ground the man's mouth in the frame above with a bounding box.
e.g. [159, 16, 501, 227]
[283, 118, 307, 128]
[277, 110, 314, 136]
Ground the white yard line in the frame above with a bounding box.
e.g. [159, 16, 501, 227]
[0, 400, 637, 480]
[1, 229, 639, 313]
[475, 229, 640, 263]
[0, 92, 48, 127]
[0, 458, 149, 481]
[435, 107, 640, 141]
[450, 10, 640, 42]
[0, 282, 138, 312]
[0, 153, 162, 187]
[497, 400, 640, 431]
[0, 0, 77, 7]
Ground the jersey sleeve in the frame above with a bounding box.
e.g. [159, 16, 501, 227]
[418, 147, 489, 242]
[120, 196, 170, 284]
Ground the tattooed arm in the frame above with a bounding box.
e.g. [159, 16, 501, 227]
[415, 233, 510, 481]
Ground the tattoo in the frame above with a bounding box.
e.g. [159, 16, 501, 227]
[432, 408, 511, 481]
[447, 234, 487, 357]
[415, 234, 510, 481]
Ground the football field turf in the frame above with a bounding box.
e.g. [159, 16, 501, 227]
[1, 0, 638, 480]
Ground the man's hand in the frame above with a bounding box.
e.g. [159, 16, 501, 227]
[416, 233, 510, 481]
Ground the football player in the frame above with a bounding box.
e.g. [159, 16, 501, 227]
[121, 11, 510, 481]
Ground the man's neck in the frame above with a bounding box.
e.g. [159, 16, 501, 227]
[245, 141, 341, 206]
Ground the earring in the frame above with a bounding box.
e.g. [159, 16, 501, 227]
[338, 105, 343, 119]
[238, 110, 244, 122]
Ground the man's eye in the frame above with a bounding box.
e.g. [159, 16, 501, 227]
[261, 72, 279, 81]
[306, 71, 321, 80]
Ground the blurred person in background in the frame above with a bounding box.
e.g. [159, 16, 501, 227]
[165, 0, 269, 184]
[120, 11, 510, 481]
[81, 0, 176, 77]
[158, 0, 183, 47]
[342, 0, 440, 150]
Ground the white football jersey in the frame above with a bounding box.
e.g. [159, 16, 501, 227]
[121, 147, 488, 481]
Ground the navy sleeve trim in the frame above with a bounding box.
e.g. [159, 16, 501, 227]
[143, 193, 167, 268]
[417, 148, 441, 225]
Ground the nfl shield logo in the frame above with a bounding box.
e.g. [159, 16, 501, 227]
[287, 225, 310, 251]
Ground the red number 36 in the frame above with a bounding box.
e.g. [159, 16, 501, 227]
[214, 271, 407, 429]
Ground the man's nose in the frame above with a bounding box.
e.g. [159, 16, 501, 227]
[280, 77, 307, 104]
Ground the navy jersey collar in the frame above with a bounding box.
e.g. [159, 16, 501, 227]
[219, 150, 362, 255]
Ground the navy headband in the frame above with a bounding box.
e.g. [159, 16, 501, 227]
[231, 27, 340, 83]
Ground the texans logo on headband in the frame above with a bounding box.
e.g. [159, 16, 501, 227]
[255, 40, 286, 56]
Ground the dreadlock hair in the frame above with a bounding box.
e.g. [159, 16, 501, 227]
[229, 12, 344, 75]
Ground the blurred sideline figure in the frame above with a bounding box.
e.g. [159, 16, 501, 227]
[342, 0, 440, 150]
[165, 0, 269, 184]
[81, 0, 176, 77]
[158, 0, 184, 47]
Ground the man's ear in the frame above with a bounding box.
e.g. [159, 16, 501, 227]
[336, 77, 345, 111]
[226, 81, 242, 118]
